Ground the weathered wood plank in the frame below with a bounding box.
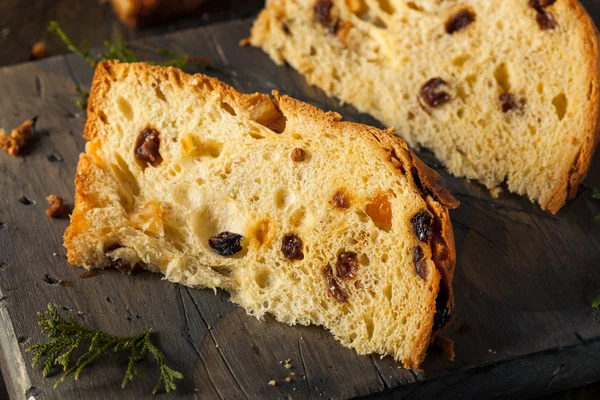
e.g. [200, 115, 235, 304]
[0, 16, 599, 400]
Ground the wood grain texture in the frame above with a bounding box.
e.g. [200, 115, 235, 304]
[0, 14, 599, 400]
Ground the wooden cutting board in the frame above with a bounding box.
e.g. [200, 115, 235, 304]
[1, 18, 600, 400]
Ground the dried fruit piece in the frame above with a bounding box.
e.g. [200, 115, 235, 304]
[413, 246, 427, 280]
[499, 93, 524, 113]
[113, 259, 139, 275]
[323, 264, 348, 302]
[446, 11, 475, 34]
[336, 251, 359, 280]
[411, 210, 432, 242]
[529, 0, 557, 30]
[209, 232, 244, 256]
[433, 307, 453, 331]
[420, 78, 451, 108]
[365, 191, 392, 231]
[290, 147, 306, 162]
[529, 0, 556, 8]
[30, 41, 47, 60]
[314, 0, 337, 30]
[332, 190, 350, 209]
[536, 10, 557, 30]
[129, 201, 165, 236]
[282, 233, 304, 260]
[135, 127, 162, 168]
[45, 195, 64, 218]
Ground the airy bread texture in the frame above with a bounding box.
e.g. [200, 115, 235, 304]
[249, 0, 600, 213]
[64, 61, 458, 368]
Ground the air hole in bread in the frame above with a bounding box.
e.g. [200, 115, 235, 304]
[255, 269, 272, 289]
[275, 187, 295, 209]
[406, 2, 422, 11]
[552, 93, 568, 120]
[355, 209, 369, 223]
[359, 253, 370, 266]
[493, 63, 511, 93]
[407, 112, 415, 121]
[291, 133, 303, 140]
[181, 134, 223, 158]
[364, 317, 374, 339]
[383, 284, 392, 301]
[376, 0, 394, 14]
[537, 82, 545, 94]
[289, 207, 307, 227]
[98, 110, 109, 124]
[154, 86, 167, 102]
[116, 96, 133, 121]
[221, 102, 236, 116]
[452, 55, 470, 68]
[465, 74, 477, 88]
[381, 253, 389, 262]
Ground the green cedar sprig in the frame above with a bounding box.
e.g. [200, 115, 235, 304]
[27, 303, 182, 394]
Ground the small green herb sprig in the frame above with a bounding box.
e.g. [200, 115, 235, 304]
[593, 295, 600, 308]
[27, 303, 182, 394]
[48, 21, 209, 109]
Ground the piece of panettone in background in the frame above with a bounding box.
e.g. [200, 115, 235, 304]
[110, 0, 209, 28]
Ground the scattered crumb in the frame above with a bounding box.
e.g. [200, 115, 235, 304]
[45, 195, 64, 218]
[207, 325, 211, 330]
[52, 253, 57, 256]
[30, 41, 47, 60]
[285, 363, 292, 369]
[290, 372, 296, 376]
[215, 344, 219, 348]
[0, 118, 36, 156]
[77, 311, 85, 316]
[490, 186, 502, 198]
[239, 38, 250, 46]
[279, 361, 283, 364]
[285, 377, 291, 383]
[1, 27, 9, 38]
[268, 380, 276, 386]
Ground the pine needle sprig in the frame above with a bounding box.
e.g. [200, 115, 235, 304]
[27, 303, 182, 394]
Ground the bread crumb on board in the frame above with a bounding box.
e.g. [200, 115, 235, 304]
[30, 41, 47, 60]
[0, 117, 36, 156]
[46, 195, 65, 218]
[268, 380, 276, 386]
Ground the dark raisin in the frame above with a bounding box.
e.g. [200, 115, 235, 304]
[411, 210, 432, 242]
[420, 78, 451, 108]
[314, 0, 336, 30]
[445, 10, 475, 34]
[113, 259, 139, 275]
[499, 93, 524, 113]
[433, 307, 453, 331]
[529, 0, 556, 9]
[332, 190, 350, 209]
[104, 243, 123, 252]
[290, 147, 306, 162]
[209, 232, 244, 256]
[135, 127, 162, 168]
[413, 246, 427, 280]
[281, 233, 304, 260]
[323, 264, 347, 302]
[536, 10, 556, 30]
[336, 251, 359, 280]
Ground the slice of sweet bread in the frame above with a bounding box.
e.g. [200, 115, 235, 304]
[64, 61, 458, 368]
[249, 0, 600, 213]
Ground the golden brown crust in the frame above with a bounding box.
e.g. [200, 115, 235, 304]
[70, 61, 459, 369]
[544, 0, 600, 214]
[109, 0, 208, 28]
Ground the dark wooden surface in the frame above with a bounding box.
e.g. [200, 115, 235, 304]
[0, 0, 264, 68]
[0, 4, 600, 400]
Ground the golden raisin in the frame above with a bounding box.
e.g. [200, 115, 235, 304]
[365, 191, 392, 231]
